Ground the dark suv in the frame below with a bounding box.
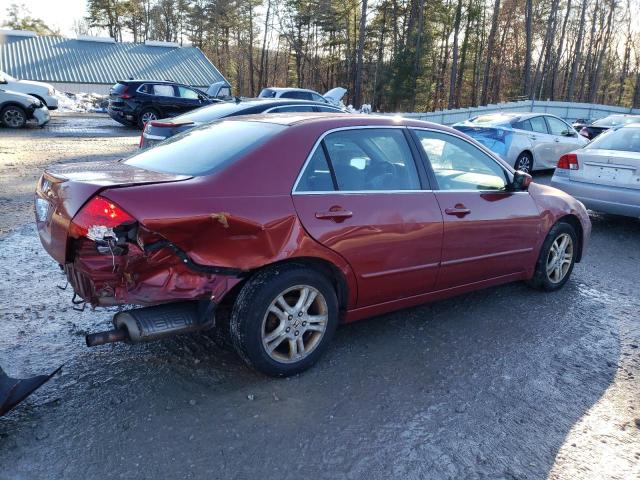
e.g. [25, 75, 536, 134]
[108, 80, 218, 129]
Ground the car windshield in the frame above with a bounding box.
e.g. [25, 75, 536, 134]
[469, 114, 513, 126]
[592, 115, 639, 127]
[125, 120, 285, 175]
[173, 102, 257, 123]
[585, 127, 640, 153]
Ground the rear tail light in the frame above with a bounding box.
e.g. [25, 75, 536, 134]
[149, 120, 175, 127]
[70, 196, 135, 239]
[557, 153, 579, 170]
[119, 86, 131, 99]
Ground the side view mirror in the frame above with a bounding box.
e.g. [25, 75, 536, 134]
[561, 129, 576, 137]
[511, 170, 532, 191]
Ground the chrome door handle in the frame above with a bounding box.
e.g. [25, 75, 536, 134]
[444, 206, 471, 217]
[315, 210, 353, 221]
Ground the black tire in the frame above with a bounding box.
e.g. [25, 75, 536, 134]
[137, 107, 160, 129]
[229, 264, 339, 377]
[527, 221, 578, 291]
[514, 151, 533, 173]
[1, 105, 27, 128]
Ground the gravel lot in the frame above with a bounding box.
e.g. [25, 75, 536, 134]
[0, 114, 639, 480]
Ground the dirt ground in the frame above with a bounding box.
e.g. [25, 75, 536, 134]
[0, 114, 639, 480]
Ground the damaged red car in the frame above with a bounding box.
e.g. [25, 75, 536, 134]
[35, 114, 591, 376]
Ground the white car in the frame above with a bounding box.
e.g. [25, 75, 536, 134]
[454, 113, 587, 173]
[0, 71, 58, 110]
[0, 88, 51, 128]
[258, 87, 346, 106]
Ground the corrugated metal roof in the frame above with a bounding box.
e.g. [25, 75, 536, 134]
[0, 33, 227, 87]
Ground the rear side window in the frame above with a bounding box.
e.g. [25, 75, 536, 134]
[125, 120, 285, 175]
[513, 119, 532, 131]
[153, 84, 176, 97]
[137, 84, 153, 94]
[315, 129, 420, 191]
[295, 147, 335, 192]
[529, 116, 548, 134]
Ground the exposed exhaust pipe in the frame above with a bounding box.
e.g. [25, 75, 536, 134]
[86, 301, 212, 347]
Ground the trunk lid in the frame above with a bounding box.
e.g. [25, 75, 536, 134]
[323, 87, 347, 105]
[35, 161, 190, 263]
[573, 149, 640, 190]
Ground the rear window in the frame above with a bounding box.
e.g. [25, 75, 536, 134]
[124, 120, 285, 175]
[173, 102, 258, 122]
[584, 127, 640, 153]
[592, 115, 638, 127]
[111, 83, 127, 94]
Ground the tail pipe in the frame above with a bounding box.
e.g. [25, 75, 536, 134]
[86, 301, 213, 347]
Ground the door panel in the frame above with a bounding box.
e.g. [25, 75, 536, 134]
[435, 191, 541, 289]
[411, 128, 542, 289]
[528, 116, 555, 168]
[292, 127, 443, 307]
[293, 193, 443, 306]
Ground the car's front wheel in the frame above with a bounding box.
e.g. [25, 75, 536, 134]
[229, 264, 339, 377]
[514, 151, 533, 173]
[1, 105, 27, 128]
[527, 221, 578, 291]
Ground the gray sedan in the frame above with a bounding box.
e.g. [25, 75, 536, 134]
[551, 123, 640, 218]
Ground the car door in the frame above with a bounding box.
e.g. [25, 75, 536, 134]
[528, 115, 556, 168]
[411, 128, 541, 290]
[545, 115, 585, 163]
[176, 86, 206, 114]
[150, 84, 180, 117]
[291, 127, 443, 307]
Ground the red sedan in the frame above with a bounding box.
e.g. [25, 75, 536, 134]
[35, 114, 591, 376]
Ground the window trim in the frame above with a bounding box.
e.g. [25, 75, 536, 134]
[292, 126, 427, 194]
[408, 126, 516, 193]
[529, 115, 550, 134]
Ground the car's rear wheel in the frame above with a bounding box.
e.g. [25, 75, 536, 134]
[137, 108, 159, 129]
[229, 264, 338, 377]
[1, 105, 27, 128]
[514, 151, 533, 173]
[527, 221, 578, 291]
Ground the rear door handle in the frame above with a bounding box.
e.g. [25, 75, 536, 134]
[444, 205, 471, 217]
[315, 209, 353, 221]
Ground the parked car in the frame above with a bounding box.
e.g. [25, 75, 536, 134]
[572, 114, 640, 140]
[0, 71, 58, 110]
[35, 114, 590, 376]
[0, 88, 50, 128]
[108, 80, 221, 129]
[551, 123, 640, 218]
[454, 113, 587, 173]
[258, 87, 346, 105]
[140, 98, 348, 148]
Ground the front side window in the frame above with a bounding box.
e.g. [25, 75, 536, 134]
[529, 116, 548, 134]
[178, 86, 200, 99]
[153, 84, 176, 97]
[414, 130, 508, 191]
[268, 105, 315, 113]
[546, 116, 571, 136]
[311, 93, 326, 102]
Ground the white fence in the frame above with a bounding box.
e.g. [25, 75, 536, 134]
[395, 100, 640, 125]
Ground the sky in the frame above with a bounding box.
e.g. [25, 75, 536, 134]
[0, 0, 87, 37]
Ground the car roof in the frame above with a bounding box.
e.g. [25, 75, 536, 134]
[262, 87, 318, 94]
[117, 79, 194, 87]
[222, 112, 450, 130]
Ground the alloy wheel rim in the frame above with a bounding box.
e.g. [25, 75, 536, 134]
[3, 109, 24, 127]
[546, 233, 573, 283]
[517, 156, 531, 173]
[141, 111, 157, 123]
[261, 285, 328, 364]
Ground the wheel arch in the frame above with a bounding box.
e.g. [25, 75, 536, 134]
[28, 94, 47, 106]
[516, 149, 534, 168]
[218, 256, 350, 318]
